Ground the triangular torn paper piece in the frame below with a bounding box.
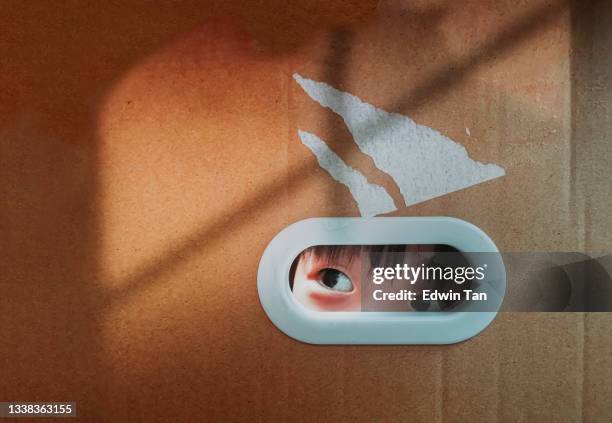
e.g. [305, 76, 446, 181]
[298, 129, 397, 217]
[294, 73, 505, 207]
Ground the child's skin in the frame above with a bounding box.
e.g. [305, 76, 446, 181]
[292, 246, 437, 312]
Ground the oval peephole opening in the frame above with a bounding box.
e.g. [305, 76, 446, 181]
[258, 217, 506, 344]
[289, 244, 479, 313]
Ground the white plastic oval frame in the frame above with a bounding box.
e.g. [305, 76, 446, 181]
[258, 217, 506, 344]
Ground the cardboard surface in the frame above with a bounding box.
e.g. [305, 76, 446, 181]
[1, 0, 610, 421]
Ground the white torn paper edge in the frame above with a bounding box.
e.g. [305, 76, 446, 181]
[294, 73, 505, 207]
[298, 129, 397, 217]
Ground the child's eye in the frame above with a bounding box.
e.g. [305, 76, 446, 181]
[318, 268, 354, 292]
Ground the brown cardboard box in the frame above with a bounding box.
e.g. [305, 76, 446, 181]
[1, 0, 610, 421]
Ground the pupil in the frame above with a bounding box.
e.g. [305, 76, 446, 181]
[321, 269, 341, 288]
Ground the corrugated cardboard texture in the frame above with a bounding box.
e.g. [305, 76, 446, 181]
[1, 0, 610, 421]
